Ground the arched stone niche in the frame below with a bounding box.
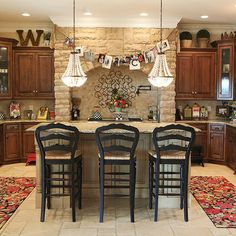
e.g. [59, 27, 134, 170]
[54, 26, 177, 121]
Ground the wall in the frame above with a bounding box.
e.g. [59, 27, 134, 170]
[54, 26, 177, 121]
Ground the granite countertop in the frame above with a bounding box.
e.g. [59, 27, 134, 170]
[0, 119, 53, 125]
[27, 120, 200, 133]
[178, 119, 236, 128]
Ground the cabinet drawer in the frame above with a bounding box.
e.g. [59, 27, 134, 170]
[210, 124, 224, 132]
[186, 123, 207, 131]
[5, 123, 20, 131]
[22, 123, 38, 131]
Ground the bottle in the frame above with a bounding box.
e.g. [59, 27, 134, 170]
[192, 103, 200, 120]
[183, 104, 192, 120]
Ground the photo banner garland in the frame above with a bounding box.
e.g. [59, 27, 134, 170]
[63, 36, 170, 70]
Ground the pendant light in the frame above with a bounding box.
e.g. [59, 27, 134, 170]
[148, 0, 173, 87]
[61, 0, 87, 87]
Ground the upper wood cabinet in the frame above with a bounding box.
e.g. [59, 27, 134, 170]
[14, 47, 54, 99]
[176, 48, 216, 100]
[217, 39, 236, 100]
[0, 37, 18, 99]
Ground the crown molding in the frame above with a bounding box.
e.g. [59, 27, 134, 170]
[178, 23, 236, 34]
[50, 16, 181, 28]
[0, 21, 53, 32]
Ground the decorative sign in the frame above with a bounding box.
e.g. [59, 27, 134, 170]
[16, 30, 44, 46]
[129, 58, 140, 70]
[94, 70, 136, 108]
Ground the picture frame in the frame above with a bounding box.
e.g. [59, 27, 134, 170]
[37, 107, 49, 120]
[156, 39, 170, 53]
[102, 55, 113, 69]
[144, 50, 155, 63]
[75, 46, 83, 56]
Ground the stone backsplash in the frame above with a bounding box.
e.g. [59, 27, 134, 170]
[54, 27, 177, 122]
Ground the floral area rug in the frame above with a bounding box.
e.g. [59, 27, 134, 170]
[0, 177, 35, 229]
[190, 176, 236, 228]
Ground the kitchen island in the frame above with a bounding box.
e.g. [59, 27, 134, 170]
[29, 120, 197, 209]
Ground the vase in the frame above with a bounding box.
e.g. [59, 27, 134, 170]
[115, 107, 122, 112]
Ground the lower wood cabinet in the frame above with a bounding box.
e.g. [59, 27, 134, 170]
[22, 123, 37, 162]
[187, 123, 208, 161]
[208, 124, 225, 163]
[0, 122, 38, 165]
[225, 126, 236, 171]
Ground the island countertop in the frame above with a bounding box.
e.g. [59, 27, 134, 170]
[27, 120, 200, 133]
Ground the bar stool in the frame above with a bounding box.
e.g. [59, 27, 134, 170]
[148, 124, 195, 222]
[35, 123, 82, 222]
[95, 123, 139, 223]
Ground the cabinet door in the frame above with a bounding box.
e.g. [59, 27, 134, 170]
[176, 54, 195, 99]
[22, 131, 35, 161]
[217, 44, 234, 100]
[194, 53, 216, 99]
[4, 132, 21, 162]
[36, 52, 54, 97]
[0, 43, 12, 98]
[14, 52, 36, 97]
[0, 125, 3, 164]
[209, 132, 224, 162]
[226, 127, 236, 170]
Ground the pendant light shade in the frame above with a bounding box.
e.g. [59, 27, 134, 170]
[148, 0, 173, 88]
[148, 53, 173, 87]
[61, 0, 87, 87]
[61, 52, 87, 87]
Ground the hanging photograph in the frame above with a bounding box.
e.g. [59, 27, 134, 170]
[144, 50, 155, 63]
[129, 58, 140, 70]
[75, 46, 83, 56]
[102, 55, 113, 69]
[84, 51, 94, 61]
[98, 54, 105, 64]
[156, 39, 170, 53]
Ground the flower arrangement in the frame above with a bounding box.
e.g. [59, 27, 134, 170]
[109, 89, 129, 110]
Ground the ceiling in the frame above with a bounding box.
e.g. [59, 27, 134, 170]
[0, 0, 236, 28]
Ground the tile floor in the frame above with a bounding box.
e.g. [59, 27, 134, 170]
[0, 163, 236, 236]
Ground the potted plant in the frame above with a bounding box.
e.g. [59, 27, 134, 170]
[43, 32, 51, 46]
[179, 31, 192, 48]
[196, 29, 210, 48]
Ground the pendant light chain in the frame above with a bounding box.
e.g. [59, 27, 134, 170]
[73, 0, 75, 51]
[160, 0, 163, 53]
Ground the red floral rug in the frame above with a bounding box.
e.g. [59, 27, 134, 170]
[190, 176, 236, 228]
[0, 177, 35, 229]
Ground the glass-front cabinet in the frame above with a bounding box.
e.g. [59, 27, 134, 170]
[0, 38, 18, 99]
[217, 40, 236, 100]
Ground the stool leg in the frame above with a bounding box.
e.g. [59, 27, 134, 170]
[41, 167, 46, 222]
[149, 156, 154, 209]
[46, 165, 51, 209]
[154, 160, 160, 222]
[183, 164, 189, 222]
[71, 164, 76, 222]
[99, 161, 104, 223]
[79, 158, 82, 209]
[180, 164, 184, 210]
[130, 161, 135, 223]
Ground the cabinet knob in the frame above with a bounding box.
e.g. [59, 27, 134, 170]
[33, 90, 35, 93]
[195, 91, 197, 94]
[35, 90, 38, 93]
[192, 91, 194, 94]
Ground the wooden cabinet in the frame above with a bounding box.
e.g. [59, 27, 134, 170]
[208, 124, 225, 163]
[3, 123, 21, 164]
[0, 37, 18, 99]
[186, 122, 208, 161]
[0, 125, 3, 164]
[14, 47, 54, 99]
[22, 122, 37, 161]
[176, 49, 216, 100]
[217, 39, 236, 100]
[225, 125, 236, 171]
